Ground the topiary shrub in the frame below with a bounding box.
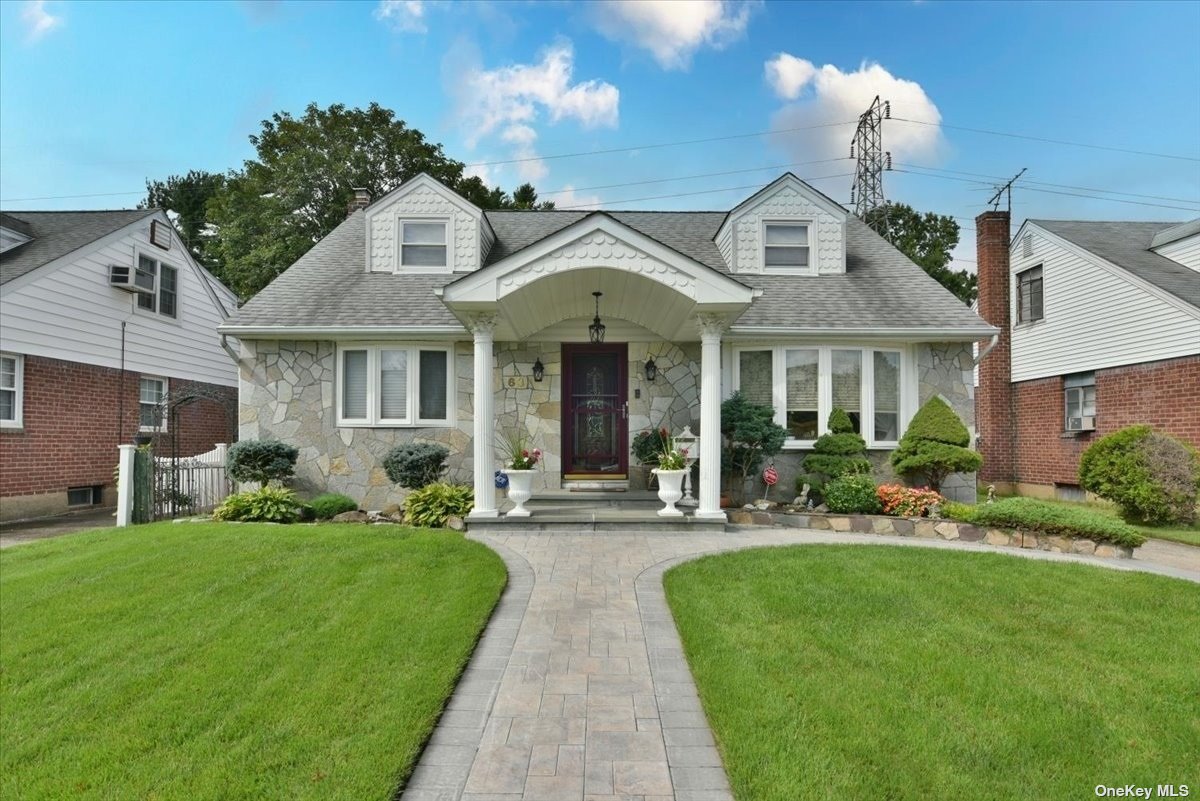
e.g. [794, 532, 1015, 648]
[889, 397, 982, 492]
[823, 474, 882, 514]
[721, 392, 788, 505]
[309, 492, 359, 520]
[802, 408, 872, 494]
[404, 482, 473, 528]
[383, 443, 449, 490]
[1079, 426, 1200, 525]
[226, 439, 299, 486]
[213, 485, 302, 523]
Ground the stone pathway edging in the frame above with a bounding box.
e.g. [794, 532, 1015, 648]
[400, 538, 535, 801]
[400, 528, 1198, 801]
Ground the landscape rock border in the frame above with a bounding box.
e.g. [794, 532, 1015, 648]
[726, 509, 1136, 559]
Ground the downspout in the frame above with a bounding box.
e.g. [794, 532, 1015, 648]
[118, 320, 127, 443]
[220, 334, 241, 365]
[973, 333, 999, 366]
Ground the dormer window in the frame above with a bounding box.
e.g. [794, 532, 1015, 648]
[400, 220, 448, 269]
[763, 222, 810, 271]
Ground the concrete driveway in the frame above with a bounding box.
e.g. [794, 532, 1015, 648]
[0, 508, 115, 549]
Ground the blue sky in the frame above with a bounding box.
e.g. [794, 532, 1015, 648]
[2, 0, 1198, 268]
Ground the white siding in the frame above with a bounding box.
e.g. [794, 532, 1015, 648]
[0, 215, 237, 387]
[1154, 232, 1200, 272]
[366, 177, 483, 273]
[728, 183, 845, 274]
[1009, 228, 1200, 383]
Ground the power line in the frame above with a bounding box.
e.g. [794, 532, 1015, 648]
[554, 173, 856, 210]
[1, 189, 146, 203]
[538, 158, 851, 197]
[897, 162, 1200, 204]
[891, 117, 1200, 162]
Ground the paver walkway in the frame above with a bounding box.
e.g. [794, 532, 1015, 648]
[401, 528, 1200, 801]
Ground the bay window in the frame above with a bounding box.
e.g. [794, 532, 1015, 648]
[732, 345, 907, 447]
[338, 344, 454, 426]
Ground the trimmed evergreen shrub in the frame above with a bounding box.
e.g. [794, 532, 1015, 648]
[1079, 426, 1200, 525]
[309, 493, 359, 520]
[404, 482, 473, 528]
[947, 497, 1146, 548]
[720, 392, 788, 505]
[213, 486, 302, 523]
[823, 474, 882, 514]
[383, 443, 449, 490]
[889, 397, 982, 491]
[226, 439, 299, 485]
[803, 408, 872, 481]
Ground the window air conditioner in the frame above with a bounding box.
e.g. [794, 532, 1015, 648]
[109, 264, 154, 294]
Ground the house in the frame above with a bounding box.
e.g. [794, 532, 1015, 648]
[975, 211, 1200, 500]
[0, 209, 240, 521]
[220, 173, 996, 518]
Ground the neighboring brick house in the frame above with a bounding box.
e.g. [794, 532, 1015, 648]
[975, 211, 1200, 499]
[0, 210, 239, 521]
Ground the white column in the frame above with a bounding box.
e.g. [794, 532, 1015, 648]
[116, 444, 137, 527]
[468, 313, 500, 519]
[695, 314, 727, 520]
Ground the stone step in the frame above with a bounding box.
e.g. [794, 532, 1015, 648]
[467, 511, 726, 535]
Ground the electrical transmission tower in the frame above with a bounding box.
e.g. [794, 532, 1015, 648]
[849, 95, 892, 237]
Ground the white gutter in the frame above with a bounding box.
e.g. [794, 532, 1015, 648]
[974, 333, 1000, 367]
[217, 324, 469, 338]
[728, 325, 1000, 341]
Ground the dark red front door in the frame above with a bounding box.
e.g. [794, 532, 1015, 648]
[562, 344, 628, 480]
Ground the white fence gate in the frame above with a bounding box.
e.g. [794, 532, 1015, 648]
[116, 443, 231, 526]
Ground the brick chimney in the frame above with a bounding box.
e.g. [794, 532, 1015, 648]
[975, 210, 1015, 487]
[347, 187, 372, 215]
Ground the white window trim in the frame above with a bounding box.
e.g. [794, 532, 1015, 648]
[337, 343, 456, 428]
[396, 216, 452, 274]
[0, 352, 24, 429]
[131, 248, 182, 321]
[731, 344, 911, 449]
[139, 375, 168, 433]
[1064, 373, 1097, 432]
[761, 218, 816, 275]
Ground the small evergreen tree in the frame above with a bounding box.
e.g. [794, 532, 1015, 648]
[720, 392, 788, 505]
[802, 408, 872, 485]
[889, 397, 982, 492]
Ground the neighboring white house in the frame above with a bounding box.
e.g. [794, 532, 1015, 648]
[0, 209, 240, 521]
[222, 172, 996, 516]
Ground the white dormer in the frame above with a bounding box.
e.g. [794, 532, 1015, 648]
[363, 173, 495, 274]
[1150, 219, 1200, 272]
[715, 173, 848, 275]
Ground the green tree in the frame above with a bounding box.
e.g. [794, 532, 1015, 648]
[867, 203, 977, 304]
[140, 170, 225, 269]
[720, 391, 788, 505]
[889, 396, 982, 492]
[193, 102, 549, 299]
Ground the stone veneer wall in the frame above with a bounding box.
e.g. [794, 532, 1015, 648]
[239, 338, 705, 504]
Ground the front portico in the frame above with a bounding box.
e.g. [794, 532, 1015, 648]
[438, 214, 756, 521]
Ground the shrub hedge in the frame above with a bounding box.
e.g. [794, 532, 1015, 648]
[948, 498, 1145, 548]
[1079, 425, 1200, 525]
[383, 443, 449, 490]
[226, 440, 299, 486]
[823, 474, 882, 515]
[309, 493, 359, 520]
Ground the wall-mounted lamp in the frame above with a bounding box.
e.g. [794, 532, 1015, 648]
[644, 357, 657, 382]
[532, 358, 545, 382]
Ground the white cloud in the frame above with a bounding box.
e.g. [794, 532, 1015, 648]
[765, 55, 944, 170]
[764, 53, 816, 100]
[374, 0, 427, 33]
[452, 40, 619, 187]
[552, 185, 603, 210]
[22, 0, 62, 42]
[592, 0, 756, 70]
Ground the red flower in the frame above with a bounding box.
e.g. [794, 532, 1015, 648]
[522, 449, 529, 457]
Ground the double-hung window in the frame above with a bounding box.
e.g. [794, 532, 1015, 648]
[763, 222, 811, 271]
[399, 220, 448, 269]
[0, 353, 23, 428]
[139, 376, 167, 431]
[339, 344, 454, 426]
[1064, 373, 1096, 431]
[135, 253, 179, 318]
[733, 345, 906, 447]
[1016, 265, 1043, 323]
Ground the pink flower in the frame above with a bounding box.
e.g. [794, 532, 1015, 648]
[522, 449, 529, 457]
[533, 448, 542, 457]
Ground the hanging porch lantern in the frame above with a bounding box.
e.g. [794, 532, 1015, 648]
[588, 291, 606, 343]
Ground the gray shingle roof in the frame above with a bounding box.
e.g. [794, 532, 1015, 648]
[0, 209, 158, 285]
[1032, 219, 1200, 309]
[226, 207, 992, 334]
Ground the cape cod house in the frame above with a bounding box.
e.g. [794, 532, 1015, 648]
[0, 209, 240, 521]
[220, 173, 996, 518]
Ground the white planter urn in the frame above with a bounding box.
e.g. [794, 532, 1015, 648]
[652, 468, 687, 517]
[502, 469, 535, 517]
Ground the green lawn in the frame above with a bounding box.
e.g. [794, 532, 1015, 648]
[665, 546, 1200, 801]
[0, 523, 507, 800]
[981, 492, 1200, 547]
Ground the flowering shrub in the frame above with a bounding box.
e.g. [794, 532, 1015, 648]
[876, 484, 944, 517]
